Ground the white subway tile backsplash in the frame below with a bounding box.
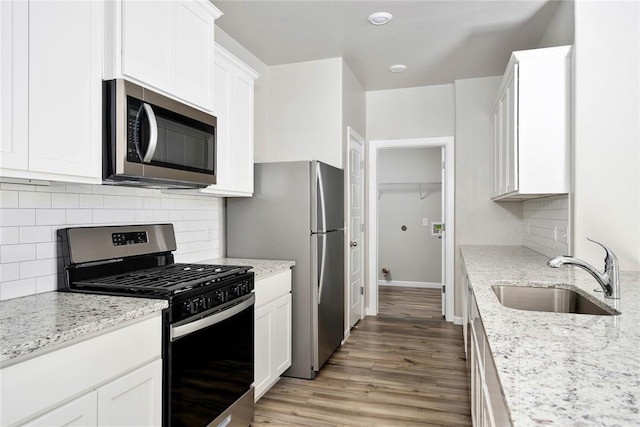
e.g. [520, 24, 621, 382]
[79, 194, 104, 208]
[0, 191, 19, 208]
[19, 191, 52, 208]
[0, 227, 20, 245]
[66, 209, 93, 224]
[522, 195, 569, 258]
[37, 242, 58, 259]
[0, 209, 36, 227]
[1, 243, 37, 263]
[36, 209, 67, 226]
[36, 274, 58, 294]
[20, 259, 53, 279]
[20, 226, 51, 243]
[93, 209, 116, 224]
[0, 183, 222, 300]
[51, 193, 80, 209]
[0, 278, 37, 300]
[0, 263, 20, 282]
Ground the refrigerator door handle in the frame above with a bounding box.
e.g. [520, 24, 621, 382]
[318, 233, 327, 304]
[317, 163, 328, 304]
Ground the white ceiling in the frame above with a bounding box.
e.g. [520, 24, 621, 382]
[212, 0, 560, 91]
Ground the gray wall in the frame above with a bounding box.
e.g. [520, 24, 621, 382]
[378, 148, 442, 284]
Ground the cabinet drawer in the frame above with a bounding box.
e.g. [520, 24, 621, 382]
[255, 269, 292, 307]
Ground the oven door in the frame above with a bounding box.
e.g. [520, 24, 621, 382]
[165, 293, 254, 427]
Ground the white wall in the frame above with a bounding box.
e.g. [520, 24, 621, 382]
[537, 0, 574, 48]
[263, 58, 343, 168]
[0, 183, 223, 301]
[573, 1, 640, 270]
[454, 76, 523, 246]
[366, 84, 455, 140]
[342, 61, 366, 143]
[378, 148, 442, 284]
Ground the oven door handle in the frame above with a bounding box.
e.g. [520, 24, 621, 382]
[170, 293, 255, 342]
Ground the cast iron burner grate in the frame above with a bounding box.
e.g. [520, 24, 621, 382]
[73, 263, 250, 296]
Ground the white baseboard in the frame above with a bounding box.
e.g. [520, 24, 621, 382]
[453, 315, 463, 325]
[378, 280, 442, 289]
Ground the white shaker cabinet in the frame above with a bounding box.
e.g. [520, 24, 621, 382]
[490, 45, 571, 201]
[201, 44, 259, 197]
[171, 44, 259, 197]
[463, 259, 511, 427]
[0, 0, 103, 184]
[104, 0, 221, 112]
[0, 315, 162, 427]
[254, 269, 292, 401]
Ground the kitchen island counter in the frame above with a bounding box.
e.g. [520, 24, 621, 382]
[461, 245, 640, 426]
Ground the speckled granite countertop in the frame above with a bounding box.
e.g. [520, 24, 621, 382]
[198, 258, 295, 280]
[0, 293, 167, 367]
[461, 245, 640, 426]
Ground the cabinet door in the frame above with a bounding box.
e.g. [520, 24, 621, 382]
[228, 68, 255, 194]
[23, 392, 97, 427]
[175, 0, 214, 110]
[121, 1, 172, 92]
[489, 111, 499, 199]
[0, 0, 28, 171]
[272, 293, 292, 376]
[500, 69, 518, 194]
[28, 0, 102, 180]
[254, 303, 273, 399]
[97, 359, 162, 427]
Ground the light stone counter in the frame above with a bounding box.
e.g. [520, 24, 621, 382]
[461, 245, 640, 426]
[0, 259, 291, 367]
[199, 258, 295, 280]
[0, 292, 167, 367]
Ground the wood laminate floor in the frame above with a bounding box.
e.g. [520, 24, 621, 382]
[253, 286, 472, 426]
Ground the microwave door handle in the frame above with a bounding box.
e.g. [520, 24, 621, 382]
[140, 102, 158, 163]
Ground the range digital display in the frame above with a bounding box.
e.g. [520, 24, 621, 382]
[112, 231, 148, 246]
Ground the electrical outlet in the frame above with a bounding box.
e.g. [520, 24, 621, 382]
[422, 218, 429, 226]
[553, 226, 558, 242]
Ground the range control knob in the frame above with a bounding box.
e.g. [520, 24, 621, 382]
[213, 290, 226, 302]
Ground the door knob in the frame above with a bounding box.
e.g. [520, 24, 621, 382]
[350, 241, 358, 247]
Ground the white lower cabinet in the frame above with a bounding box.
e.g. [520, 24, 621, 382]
[23, 392, 98, 427]
[466, 276, 511, 427]
[254, 269, 292, 401]
[1, 315, 162, 427]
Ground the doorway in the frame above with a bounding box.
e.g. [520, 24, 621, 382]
[367, 137, 455, 322]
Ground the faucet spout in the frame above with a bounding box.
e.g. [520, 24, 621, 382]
[547, 239, 620, 299]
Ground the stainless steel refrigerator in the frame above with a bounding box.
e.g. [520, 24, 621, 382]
[226, 160, 344, 379]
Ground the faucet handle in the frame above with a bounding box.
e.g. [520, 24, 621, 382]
[586, 237, 618, 270]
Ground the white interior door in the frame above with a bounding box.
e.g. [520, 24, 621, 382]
[347, 127, 365, 329]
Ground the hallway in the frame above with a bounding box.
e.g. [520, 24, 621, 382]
[253, 286, 471, 426]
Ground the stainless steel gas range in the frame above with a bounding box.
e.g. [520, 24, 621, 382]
[58, 223, 254, 427]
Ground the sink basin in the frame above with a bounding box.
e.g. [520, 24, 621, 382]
[492, 285, 619, 315]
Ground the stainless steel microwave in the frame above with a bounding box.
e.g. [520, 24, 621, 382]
[103, 79, 216, 189]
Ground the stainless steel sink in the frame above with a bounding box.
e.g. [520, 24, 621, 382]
[492, 285, 619, 315]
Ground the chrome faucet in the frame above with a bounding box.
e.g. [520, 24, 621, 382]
[547, 238, 620, 299]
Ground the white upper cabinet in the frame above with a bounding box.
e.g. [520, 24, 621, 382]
[190, 44, 259, 197]
[0, 0, 103, 184]
[105, 0, 221, 112]
[490, 45, 572, 201]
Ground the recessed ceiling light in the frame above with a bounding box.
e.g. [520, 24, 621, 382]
[368, 12, 393, 25]
[389, 64, 407, 73]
